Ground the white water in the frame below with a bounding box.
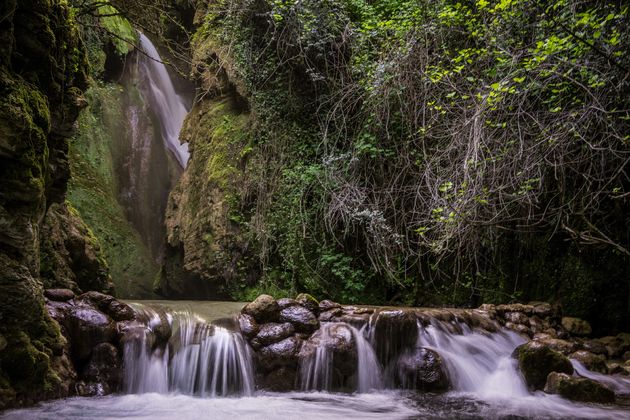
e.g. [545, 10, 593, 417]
[124, 309, 254, 397]
[4, 303, 630, 419]
[138, 33, 189, 167]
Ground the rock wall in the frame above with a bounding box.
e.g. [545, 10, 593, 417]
[0, 0, 102, 409]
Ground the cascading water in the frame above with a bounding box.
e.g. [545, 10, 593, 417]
[123, 306, 254, 397]
[137, 33, 190, 168]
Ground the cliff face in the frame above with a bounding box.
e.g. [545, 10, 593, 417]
[0, 0, 106, 408]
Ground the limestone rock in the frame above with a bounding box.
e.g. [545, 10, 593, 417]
[395, 347, 449, 392]
[514, 341, 574, 390]
[238, 314, 259, 338]
[295, 293, 319, 315]
[81, 343, 122, 395]
[570, 350, 607, 374]
[65, 305, 116, 362]
[561, 317, 592, 337]
[254, 322, 295, 346]
[44, 289, 75, 302]
[279, 305, 319, 333]
[257, 336, 302, 372]
[242, 295, 280, 323]
[544, 372, 614, 403]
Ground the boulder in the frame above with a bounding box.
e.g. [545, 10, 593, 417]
[295, 293, 319, 315]
[570, 350, 607, 374]
[254, 322, 295, 346]
[299, 323, 357, 377]
[242, 295, 280, 323]
[81, 342, 122, 395]
[44, 288, 75, 302]
[279, 306, 319, 333]
[530, 302, 553, 318]
[277, 298, 298, 309]
[238, 314, 259, 338]
[514, 341, 574, 390]
[504, 311, 529, 325]
[257, 336, 302, 371]
[76, 291, 135, 322]
[544, 372, 614, 403]
[319, 300, 342, 311]
[496, 304, 533, 316]
[535, 337, 578, 355]
[395, 347, 449, 392]
[373, 309, 418, 364]
[64, 304, 116, 362]
[505, 322, 531, 337]
[581, 339, 608, 356]
[258, 367, 297, 392]
[561, 317, 592, 337]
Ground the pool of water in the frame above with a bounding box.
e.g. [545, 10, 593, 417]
[2, 390, 629, 420]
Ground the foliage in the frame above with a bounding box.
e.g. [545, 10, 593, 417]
[196, 0, 628, 326]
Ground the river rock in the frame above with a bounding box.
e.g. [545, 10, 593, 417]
[530, 302, 554, 318]
[238, 314, 259, 338]
[277, 298, 298, 309]
[44, 288, 75, 302]
[561, 317, 592, 337]
[76, 291, 135, 321]
[505, 322, 531, 337]
[504, 311, 529, 325]
[242, 294, 280, 323]
[258, 367, 298, 392]
[581, 339, 608, 356]
[536, 337, 578, 355]
[514, 340, 573, 390]
[570, 350, 607, 374]
[81, 342, 122, 395]
[395, 347, 449, 391]
[496, 303, 533, 316]
[65, 304, 116, 362]
[257, 336, 302, 371]
[254, 322, 295, 346]
[544, 372, 614, 403]
[373, 309, 418, 364]
[279, 306, 319, 333]
[299, 323, 357, 377]
[319, 300, 341, 311]
[295, 293, 319, 315]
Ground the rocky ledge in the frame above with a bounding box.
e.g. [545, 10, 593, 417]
[43, 289, 139, 397]
[240, 295, 629, 402]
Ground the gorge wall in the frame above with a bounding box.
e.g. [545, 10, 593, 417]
[0, 0, 112, 408]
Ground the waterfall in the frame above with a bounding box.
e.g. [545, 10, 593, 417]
[123, 307, 254, 396]
[137, 33, 190, 168]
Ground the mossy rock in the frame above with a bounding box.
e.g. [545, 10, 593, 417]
[544, 372, 614, 404]
[514, 340, 574, 390]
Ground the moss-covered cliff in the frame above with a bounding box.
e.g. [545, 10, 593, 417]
[0, 0, 96, 408]
[163, 0, 629, 332]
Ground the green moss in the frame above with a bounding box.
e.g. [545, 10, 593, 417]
[68, 83, 159, 298]
[97, 2, 138, 56]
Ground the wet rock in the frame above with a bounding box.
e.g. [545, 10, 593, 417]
[81, 343, 122, 395]
[395, 347, 449, 392]
[255, 322, 295, 346]
[570, 350, 607, 374]
[299, 323, 357, 377]
[594, 334, 630, 359]
[279, 306, 319, 333]
[514, 340, 574, 390]
[319, 308, 342, 322]
[295, 293, 319, 315]
[581, 339, 608, 356]
[319, 300, 342, 311]
[242, 294, 280, 323]
[535, 338, 578, 355]
[76, 291, 135, 322]
[277, 298, 298, 309]
[530, 302, 553, 318]
[257, 336, 302, 371]
[373, 309, 418, 364]
[561, 317, 592, 337]
[238, 314, 259, 338]
[606, 362, 630, 376]
[65, 304, 116, 362]
[544, 372, 614, 403]
[505, 322, 531, 337]
[504, 312, 529, 325]
[44, 288, 75, 302]
[496, 304, 533, 316]
[258, 367, 298, 392]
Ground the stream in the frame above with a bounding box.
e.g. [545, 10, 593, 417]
[2, 300, 629, 419]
